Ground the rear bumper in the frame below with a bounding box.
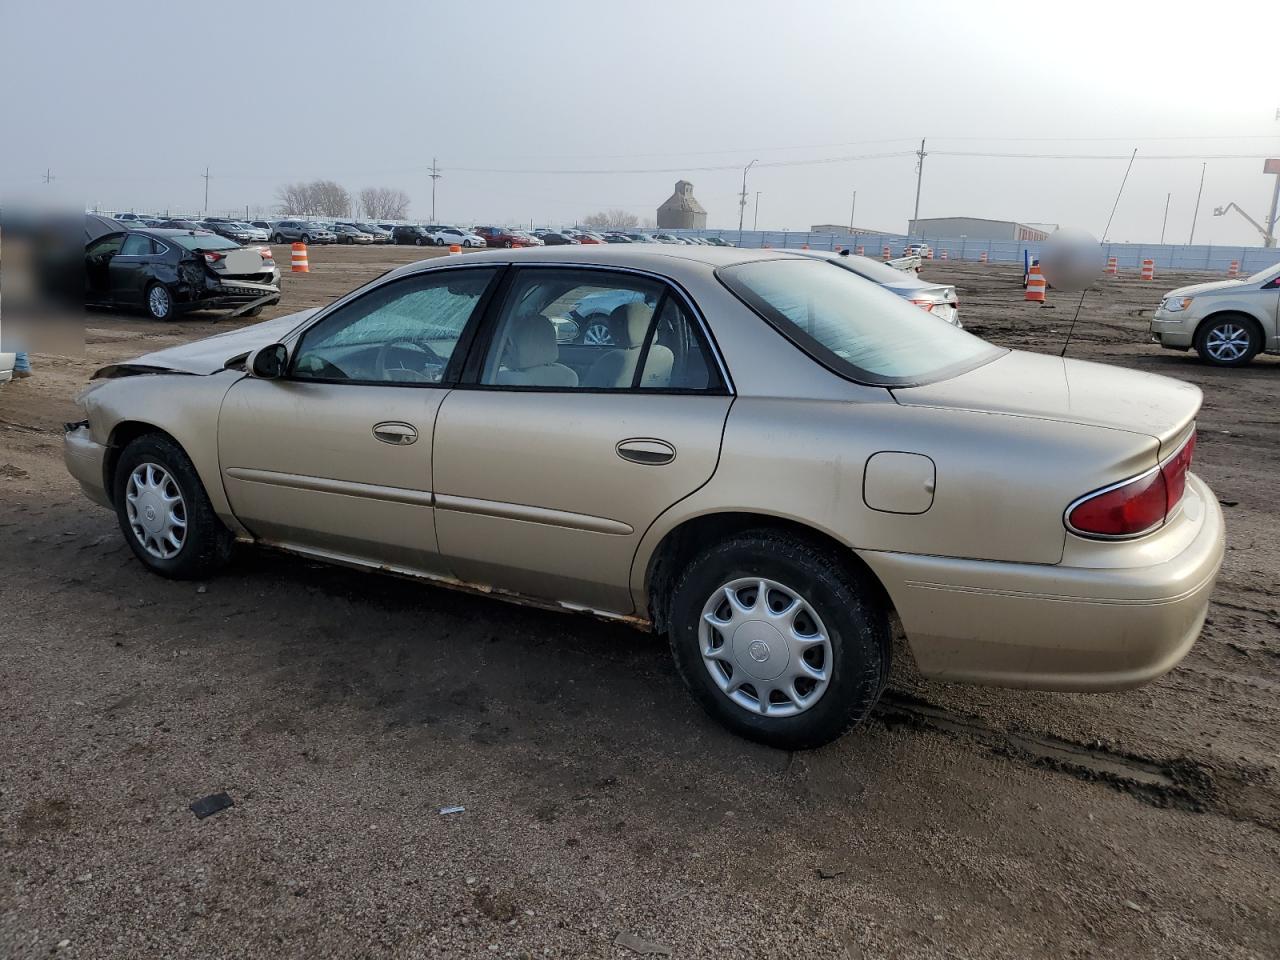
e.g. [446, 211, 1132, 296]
[63, 422, 112, 510]
[859, 473, 1225, 691]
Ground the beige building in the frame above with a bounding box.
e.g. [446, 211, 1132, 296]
[657, 180, 708, 230]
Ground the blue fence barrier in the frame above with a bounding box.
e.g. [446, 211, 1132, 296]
[664, 229, 1280, 275]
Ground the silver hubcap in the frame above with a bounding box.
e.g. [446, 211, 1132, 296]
[148, 286, 170, 317]
[1206, 323, 1250, 361]
[583, 322, 613, 346]
[699, 577, 833, 718]
[125, 463, 187, 559]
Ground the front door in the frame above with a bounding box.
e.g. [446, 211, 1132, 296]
[218, 265, 500, 574]
[432, 267, 733, 614]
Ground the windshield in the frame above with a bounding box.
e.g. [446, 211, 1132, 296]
[719, 258, 1002, 386]
[1245, 261, 1280, 284]
[171, 232, 241, 251]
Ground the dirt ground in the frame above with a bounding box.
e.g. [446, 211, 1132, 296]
[2, 244, 1277, 959]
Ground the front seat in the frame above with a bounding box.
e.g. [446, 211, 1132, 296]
[493, 315, 578, 387]
[582, 302, 672, 388]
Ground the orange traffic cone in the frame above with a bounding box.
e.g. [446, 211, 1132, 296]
[1025, 264, 1047, 302]
[290, 242, 309, 273]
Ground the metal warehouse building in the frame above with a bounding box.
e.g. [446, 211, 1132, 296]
[907, 217, 1055, 242]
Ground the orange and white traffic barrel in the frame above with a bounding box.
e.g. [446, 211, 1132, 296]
[1141, 258, 1155, 281]
[449, 244, 461, 255]
[855, 245, 864, 256]
[979, 251, 988, 263]
[290, 242, 309, 273]
[1227, 260, 1239, 277]
[940, 249, 949, 261]
[1025, 264, 1047, 302]
[882, 245, 891, 259]
[925, 248, 934, 259]
[1104, 256, 1118, 276]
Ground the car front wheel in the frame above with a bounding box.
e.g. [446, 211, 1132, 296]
[1195, 314, 1262, 367]
[302, 234, 312, 244]
[145, 282, 174, 321]
[667, 530, 890, 750]
[113, 433, 233, 580]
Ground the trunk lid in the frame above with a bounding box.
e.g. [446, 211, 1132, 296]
[93, 309, 318, 378]
[891, 350, 1200, 456]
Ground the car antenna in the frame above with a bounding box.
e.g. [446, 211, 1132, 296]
[1060, 147, 1137, 358]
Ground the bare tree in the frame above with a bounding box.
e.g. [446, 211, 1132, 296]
[310, 180, 351, 217]
[359, 187, 411, 220]
[583, 209, 639, 230]
[275, 179, 353, 217]
[276, 181, 316, 215]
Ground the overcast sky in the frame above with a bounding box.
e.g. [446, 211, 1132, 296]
[3, 1, 1278, 244]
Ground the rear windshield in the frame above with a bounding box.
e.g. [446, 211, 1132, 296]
[833, 254, 915, 285]
[170, 233, 241, 251]
[719, 258, 1002, 387]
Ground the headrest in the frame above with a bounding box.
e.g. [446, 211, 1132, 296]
[607, 301, 654, 349]
[506, 315, 558, 369]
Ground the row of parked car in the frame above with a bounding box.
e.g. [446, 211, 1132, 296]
[107, 213, 739, 251]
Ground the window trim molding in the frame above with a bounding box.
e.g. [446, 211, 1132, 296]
[282, 264, 505, 389]
[455, 262, 734, 397]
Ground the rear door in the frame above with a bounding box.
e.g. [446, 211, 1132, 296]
[218, 265, 501, 574]
[109, 233, 159, 306]
[432, 266, 733, 614]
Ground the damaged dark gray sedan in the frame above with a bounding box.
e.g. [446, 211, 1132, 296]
[85, 228, 281, 321]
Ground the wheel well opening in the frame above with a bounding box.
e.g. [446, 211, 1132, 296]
[644, 512, 894, 634]
[103, 421, 170, 504]
[1195, 310, 1263, 341]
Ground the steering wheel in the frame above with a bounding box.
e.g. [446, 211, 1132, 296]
[373, 339, 443, 382]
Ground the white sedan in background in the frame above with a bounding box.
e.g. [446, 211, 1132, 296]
[427, 226, 485, 248]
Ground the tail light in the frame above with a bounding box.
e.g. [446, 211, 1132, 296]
[1066, 431, 1197, 538]
[258, 246, 274, 261]
[202, 252, 225, 264]
[908, 298, 938, 313]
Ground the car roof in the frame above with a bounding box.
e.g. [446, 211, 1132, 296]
[383, 242, 813, 282]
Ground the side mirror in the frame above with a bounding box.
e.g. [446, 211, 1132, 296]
[551, 318, 580, 343]
[250, 343, 288, 379]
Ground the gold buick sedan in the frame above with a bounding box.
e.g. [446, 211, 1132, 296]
[65, 246, 1225, 748]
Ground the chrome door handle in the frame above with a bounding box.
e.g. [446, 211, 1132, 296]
[373, 421, 418, 445]
[616, 438, 676, 465]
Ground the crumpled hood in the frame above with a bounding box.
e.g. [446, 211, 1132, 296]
[1163, 278, 1242, 298]
[892, 350, 1201, 455]
[93, 309, 318, 378]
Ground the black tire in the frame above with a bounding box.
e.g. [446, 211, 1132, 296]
[242, 306, 263, 318]
[1194, 314, 1262, 367]
[144, 282, 174, 321]
[504, 240, 513, 248]
[112, 433, 233, 580]
[435, 237, 445, 246]
[667, 529, 890, 750]
[301, 234, 312, 244]
[272, 233, 284, 244]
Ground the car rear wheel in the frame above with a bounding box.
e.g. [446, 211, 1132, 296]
[113, 433, 233, 580]
[145, 282, 174, 321]
[666, 530, 890, 749]
[1195, 314, 1262, 367]
[504, 240, 513, 248]
[272, 233, 284, 244]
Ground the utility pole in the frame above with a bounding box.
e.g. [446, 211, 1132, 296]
[1265, 160, 1280, 248]
[753, 192, 761, 231]
[912, 138, 927, 227]
[429, 158, 442, 222]
[738, 159, 758, 241]
[42, 168, 54, 184]
[849, 191, 857, 233]
[1188, 163, 1205, 245]
[1160, 192, 1171, 244]
[202, 167, 211, 215]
